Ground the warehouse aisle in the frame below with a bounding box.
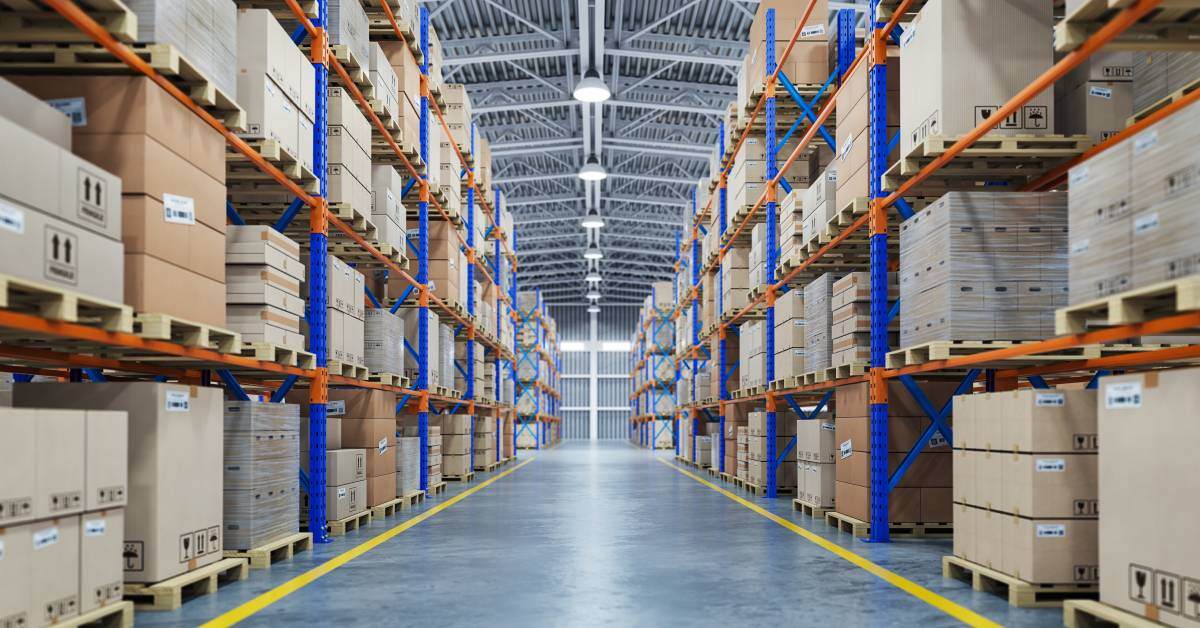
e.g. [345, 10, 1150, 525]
[143, 441, 1059, 626]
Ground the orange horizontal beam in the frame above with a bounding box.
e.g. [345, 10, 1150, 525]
[999, 344, 1200, 379]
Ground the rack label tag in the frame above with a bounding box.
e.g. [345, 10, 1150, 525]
[801, 24, 825, 38]
[1105, 382, 1142, 409]
[839, 439, 852, 459]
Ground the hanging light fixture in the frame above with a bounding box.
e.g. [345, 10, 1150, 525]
[587, 287, 601, 300]
[586, 267, 603, 282]
[587, 302, 601, 313]
[584, 240, 603, 260]
[578, 154, 607, 181]
[580, 204, 605, 229]
[573, 67, 611, 103]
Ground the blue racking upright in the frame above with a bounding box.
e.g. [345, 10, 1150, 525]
[514, 286, 563, 452]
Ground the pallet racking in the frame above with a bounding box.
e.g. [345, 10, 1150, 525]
[513, 287, 563, 450]
[627, 287, 680, 450]
[642, 0, 1200, 543]
[1, 0, 560, 541]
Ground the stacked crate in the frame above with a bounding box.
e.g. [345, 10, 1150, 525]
[134, 0, 238, 98]
[804, 273, 835, 372]
[394, 436, 421, 498]
[370, 164, 407, 252]
[696, 433, 713, 467]
[735, 425, 749, 482]
[306, 254, 366, 369]
[454, 339, 484, 396]
[313, 448, 367, 523]
[473, 416, 497, 468]
[0, 405, 127, 625]
[833, 381, 957, 525]
[1055, 52, 1134, 143]
[952, 390, 1098, 586]
[336, 390, 397, 508]
[226, 226, 306, 351]
[223, 401, 300, 550]
[830, 272, 897, 369]
[235, 9, 316, 172]
[441, 415, 472, 478]
[778, 189, 804, 266]
[328, 86, 373, 220]
[429, 424, 443, 485]
[737, 320, 765, 391]
[720, 245, 750, 318]
[796, 413, 836, 509]
[773, 289, 805, 383]
[803, 165, 838, 248]
[364, 309, 404, 376]
[368, 42, 400, 130]
[899, 192, 1067, 348]
[738, 0, 830, 125]
[834, 46, 897, 214]
[747, 411, 797, 490]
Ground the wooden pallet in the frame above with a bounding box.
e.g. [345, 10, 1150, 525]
[224, 532, 313, 570]
[1063, 600, 1162, 628]
[132, 313, 241, 353]
[797, 369, 831, 386]
[1056, 276, 1200, 335]
[943, 555, 1099, 608]
[56, 600, 134, 628]
[824, 511, 953, 539]
[365, 2, 421, 57]
[719, 471, 736, 484]
[371, 496, 405, 519]
[444, 471, 475, 482]
[1129, 74, 1200, 126]
[826, 362, 869, 380]
[881, 134, 1092, 195]
[0, 0, 137, 42]
[328, 510, 372, 537]
[124, 557, 249, 611]
[428, 481, 447, 495]
[474, 459, 501, 472]
[240, 342, 317, 370]
[398, 489, 425, 510]
[1055, 0, 1200, 52]
[792, 497, 831, 518]
[0, 42, 245, 130]
[0, 272, 132, 332]
[227, 138, 320, 195]
[886, 340, 1102, 369]
[328, 360, 369, 380]
[742, 481, 797, 498]
[368, 371, 410, 388]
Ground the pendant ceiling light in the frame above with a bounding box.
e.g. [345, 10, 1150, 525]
[586, 287, 601, 300]
[584, 240, 604, 260]
[578, 154, 607, 181]
[587, 303, 601, 313]
[581, 205, 605, 229]
[586, 268, 603, 282]
[573, 67, 611, 103]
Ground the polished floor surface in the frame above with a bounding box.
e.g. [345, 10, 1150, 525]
[141, 441, 1060, 626]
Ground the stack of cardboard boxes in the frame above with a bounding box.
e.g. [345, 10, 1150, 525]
[953, 389, 1099, 586]
[898, 192, 1068, 348]
[318, 449, 367, 523]
[708, 332, 740, 402]
[226, 226, 306, 351]
[222, 401, 300, 550]
[1055, 52, 1134, 143]
[378, 39, 423, 157]
[803, 166, 838, 248]
[337, 390, 397, 508]
[829, 272, 897, 368]
[428, 424, 443, 485]
[394, 436, 421, 497]
[1131, 51, 1200, 115]
[328, 0, 370, 69]
[368, 43, 401, 130]
[696, 434, 713, 467]
[0, 78, 123, 305]
[364, 308, 405, 376]
[735, 425, 749, 482]
[796, 413, 836, 509]
[134, 0, 238, 99]
[0, 405, 126, 626]
[804, 273, 834, 372]
[737, 320, 765, 391]
[720, 245, 750, 318]
[15, 383, 224, 587]
[473, 416, 498, 468]
[738, 0, 829, 125]
[328, 86, 373, 218]
[779, 189, 805, 265]
[833, 381, 955, 525]
[441, 415, 472, 478]
[746, 411, 797, 489]
[370, 164, 407, 252]
[834, 49, 897, 214]
[722, 406, 747, 475]
[394, 222, 466, 306]
[236, 9, 317, 173]
[400, 306, 440, 387]
[439, 323, 455, 392]
[773, 289, 806, 383]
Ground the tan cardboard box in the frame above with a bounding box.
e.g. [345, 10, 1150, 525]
[953, 448, 975, 506]
[442, 434, 472, 455]
[326, 480, 367, 520]
[227, 282, 305, 317]
[227, 224, 300, 259]
[325, 449, 366, 486]
[236, 73, 300, 158]
[974, 449, 1004, 510]
[125, 253, 226, 327]
[835, 380, 960, 418]
[237, 8, 305, 110]
[974, 507, 1004, 570]
[799, 461, 835, 508]
[0, 75, 71, 149]
[953, 502, 975, 561]
[836, 450, 952, 488]
[226, 246, 305, 282]
[795, 417, 836, 463]
[366, 473, 395, 507]
[14, 383, 225, 584]
[327, 389, 396, 419]
[85, 410, 127, 511]
[340, 419, 396, 477]
[0, 409, 36, 525]
[35, 409, 84, 519]
[957, 389, 1097, 453]
[834, 482, 921, 523]
[0, 522, 31, 625]
[1001, 452, 1098, 518]
[443, 454, 471, 477]
[1098, 370, 1200, 626]
[228, 266, 301, 298]
[835, 415, 945, 455]
[299, 417, 342, 452]
[442, 414, 471, 435]
[30, 515, 80, 624]
[1001, 516, 1098, 585]
[227, 304, 300, 333]
[122, 195, 225, 283]
[79, 508, 124, 613]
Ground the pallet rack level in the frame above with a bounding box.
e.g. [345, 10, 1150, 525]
[650, 0, 1199, 544]
[17, 0, 534, 540]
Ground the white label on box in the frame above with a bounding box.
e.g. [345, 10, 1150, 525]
[900, 23, 917, 47]
[47, 97, 87, 126]
[337, 487, 347, 498]
[1070, 239, 1090, 256]
[826, 169, 837, 183]
[0, 539, 4, 560]
[1089, 86, 1113, 99]
[1134, 212, 1159, 235]
[1036, 393, 1065, 407]
[84, 519, 107, 536]
[1105, 382, 1142, 409]
[1134, 130, 1158, 156]
[1069, 166, 1090, 186]
[378, 437, 388, 454]
[928, 433, 947, 448]
[0, 199, 25, 234]
[165, 390, 190, 412]
[1036, 524, 1066, 538]
[1036, 458, 1066, 472]
[820, 422, 835, 431]
[801, 24, 825, 38]
[328, 400, 346, 416]
[839, 132, 854, 161]
[163, 193, 196, 225]
[32, 526, 59, 549]
[839, 439, 852, 459]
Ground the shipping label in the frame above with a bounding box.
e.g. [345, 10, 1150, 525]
[0, 199, 25, 234]
[1035, 393, 1065, 407]
[84, 519, 106, 536]
[1035, 458, 1066, 472]
[163, 193, 196, 225]
[1105, 382, 1142, 409]
[1035, 524, 1066, 538]
[32, 526, 59, 550]
[801, 24, 825, 38]
[328, 399, 346, 416]
[47, 97, 87, 126]
[839, 439, 852, 459]
[1134, 130, 1159, 155]
[1134, 212, 1159, 235]
[165, 390, 190, 412]
[1088, 86, 1113, 99]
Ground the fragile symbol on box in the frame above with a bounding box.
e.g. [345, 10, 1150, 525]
[1130, 564, 1154, 604]
[1075, 565, 1099, 582]
[123, 541, 144, 572]
[44, 227, 78, 285]
[179, 533, 194, 562]
[77, 168, 107, 228]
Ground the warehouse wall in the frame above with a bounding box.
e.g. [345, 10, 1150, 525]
[551, 305, 639, 440]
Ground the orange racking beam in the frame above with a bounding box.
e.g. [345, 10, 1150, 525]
[999, 344, 1200, 380]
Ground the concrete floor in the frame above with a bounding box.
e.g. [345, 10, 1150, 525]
[141, 441, 1061, 626]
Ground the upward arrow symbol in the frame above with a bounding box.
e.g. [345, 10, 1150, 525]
[93, 181, 102, 205]
[63, 238, 72, 264]
[83, 177, 92, 203]
[51, 234, 60, 260]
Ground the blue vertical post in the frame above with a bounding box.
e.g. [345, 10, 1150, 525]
[717, 121, 728, 473]
[673, 230, 682, 457]
[466, 121, 477, 471]
[837, 8, 856, 82]
[764, 8, 779, 499]
[867, 0, 891, 543]
[510, 231, 519, 459]
[691, 187, 701, 463]
[418, 6, 431, 493]
[305, 0, 330, 543]
[494, 188, 503, 463]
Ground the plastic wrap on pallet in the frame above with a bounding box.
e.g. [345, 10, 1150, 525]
[1132, 52, 1200, 116]
[899, 191, 1067, 348]
[803, 273, 834, 371]
[222, 401, 300, 550]
[394, 436, 421, 497]
[365, 309, 404, 376]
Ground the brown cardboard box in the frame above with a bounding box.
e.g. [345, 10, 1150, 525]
[836, 380, 961, 418]
[340, 419, 396, 477]
[327, 389, 396, 419]
[84, 410, 127, 511]
[0, 198, 125, 304]
[1001, 516, 1098, 585]
[955, 389, 1097, 453]
[14, 383, 225, 584]
[365, 473, 395, 507]
[125, 253, 226, 326]
[326, 480, 367, 520]
[30, 515, 80, 624]
[443, 454, 471, 477]
[442, 434, 472, 455]
[122, 195, 225, 283]
[1000, 453, 1098, 518]
[0, 409, 35, 525]
[79, 508, 124, 613]
[795, 417, 836, 462]
[836, 450, 952, 488]
[442, 414, 471, 435]
[1099, 370, 1200, 626]
[35, 409, 85, 519]
[834, 482, 921, 523]
[953, 503, 975, 560]
[0, 522, 31, 625]
[326, 449, 366, 486]
[835, 415, 941, 455]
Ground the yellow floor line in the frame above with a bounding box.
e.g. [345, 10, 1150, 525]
[203, 458, 536, 626]
[657, 458, 999, 627]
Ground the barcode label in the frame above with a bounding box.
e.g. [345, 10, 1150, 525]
[47, 97, 87, 127]
[839, 132, 854, 161]
[820, 423, 835, 431]
[165, 390, 190, 412]
[328, 400, 346, 416]
[1070, 239, 1090, 256]
[801, 24, 825, 38]
[1105, 382, 1142, 409]
[33, 526, 59, 549]
[377, 437, 388, 454]
[84, 519, 107, 536]
[337, 487, 347, 498]
[900, 23, 917, 47]
[1133, 212, 1159, 235]
[1134, 130, 1158, 155]
[1036, 524, 1066, 538]
[1069, 166, 1090, 186]
[163, 194, 196, 225]
[1036, 393, 1065, 407]
[1036, 458, 1066, 472]
[1089, 86, 1113, 99]
[0, 199, 25, 234]
[839, 439, 852, 459]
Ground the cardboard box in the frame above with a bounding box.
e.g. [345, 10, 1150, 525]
[326, 449, 366, 486]
[443, 454, 471, 477]
[122, 195, 225, 283]
[84, 410, 127, 511]
[236, 73, 299, 158]
[795, 417, 836, 463]
[835, 380, 961, 418]
[79, 508, 124, 613]
[0, 522, 31, 625]
[836, 415, 949, 457]
[327, 389, 396, 419]
[0, 75, 72, 149]
[954, 389, 1097, 453]
[326, 480, 367, 520]
[835, 482, 921, 523]
[998, 453, 1098, 518]
[30, 515, 80, 624]
[953, 503, 975, 560]
[0, 409, 36, 525]
[125, 253, 226, 327]
[13, 383, 225, 584]
[836, 450, 952, 488]
[1001, 516, 1098, 585]
[365, 472, 395, 507]
[35, 409, 85, 519]
[340, 419, 396, 477]
[799, 462, 835, 508]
